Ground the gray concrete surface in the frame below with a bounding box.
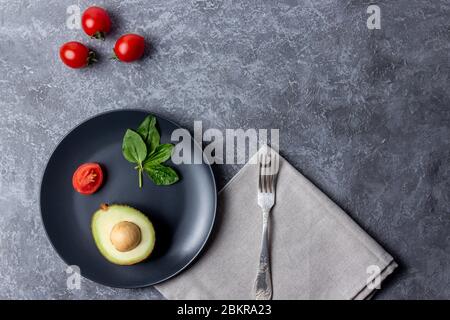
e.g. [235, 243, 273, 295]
[0, 0, 449, 299]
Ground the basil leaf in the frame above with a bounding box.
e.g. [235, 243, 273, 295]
[144, 144, 174, 165]
[137, 115, 160, 154]
[122, 129, 147, 164]
[143, 164, 179, 185]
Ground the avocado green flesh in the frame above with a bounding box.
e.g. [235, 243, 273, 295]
[92, 205, 155, 265]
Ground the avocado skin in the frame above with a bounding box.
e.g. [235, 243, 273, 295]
[91, 204, 156, 266]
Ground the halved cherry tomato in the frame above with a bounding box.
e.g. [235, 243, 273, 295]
[60, 42, 96, 69]
[72, 163, 104, 195]
[113, 34, 145, 62]
[82, 6, 111, 40]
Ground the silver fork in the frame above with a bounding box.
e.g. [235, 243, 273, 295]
[254, 149, 278, 300]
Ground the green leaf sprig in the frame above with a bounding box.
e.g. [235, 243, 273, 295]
[122, 115, 179, 188]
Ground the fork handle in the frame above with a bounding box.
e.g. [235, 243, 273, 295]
[254, 210, 272, 300]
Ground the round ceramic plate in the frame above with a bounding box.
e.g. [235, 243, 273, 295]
[40, 109, 216, 288]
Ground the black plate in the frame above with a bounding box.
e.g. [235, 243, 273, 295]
[40, 109, 216, 288]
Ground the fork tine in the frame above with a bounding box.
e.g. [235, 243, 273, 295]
[271, 173, 274, 193]
[266, 154, 270, 191]
[275, 152, 279, 176]
[259, 153, 266, 193]
[266, 151, 277, 194]
[258, 154, 262, 192]
[270, 150, 278, 177]
[263, 153, 268, 193]
[265, 154, 270, 193]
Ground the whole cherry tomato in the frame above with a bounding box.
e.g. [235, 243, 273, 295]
[113, 34, 145, 62]
[72, 163, 104, 195]
[82, 6, 111, 40]
[59, 42, 96, 69]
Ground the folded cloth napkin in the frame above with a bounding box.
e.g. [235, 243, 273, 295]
[156, 148, 397, 299]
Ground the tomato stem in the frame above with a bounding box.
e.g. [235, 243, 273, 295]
[110, 51, 119, 61]
[91, 31, 106, 41]
[87, 51, 98, 66]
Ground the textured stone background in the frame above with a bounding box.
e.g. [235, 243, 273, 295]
[0, 0, 449, 299]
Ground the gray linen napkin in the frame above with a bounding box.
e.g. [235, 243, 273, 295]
[156, 149, 397, 299]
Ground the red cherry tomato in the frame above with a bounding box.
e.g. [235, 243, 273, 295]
[82, 6, 111, 39]
[60, 42, 96, 69]
[72, 163, 104, 195]
[113, 34, 145, 62]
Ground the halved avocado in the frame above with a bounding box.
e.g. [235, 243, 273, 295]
[91, 204, 155, 265]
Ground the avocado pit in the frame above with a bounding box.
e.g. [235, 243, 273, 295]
[110, 221, 141, 252]
[92, 204, 155, 265]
